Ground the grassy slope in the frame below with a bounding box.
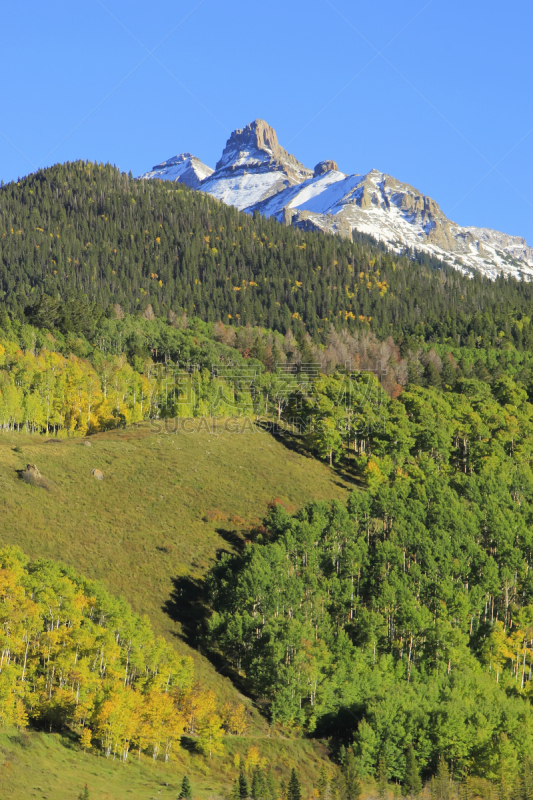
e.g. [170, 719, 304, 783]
[0, 726, 333, 800]
[0, 423, 352, 797]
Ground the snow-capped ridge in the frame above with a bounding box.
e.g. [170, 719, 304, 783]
[138, 120, 533, 280]
[139, 153, 213, 190]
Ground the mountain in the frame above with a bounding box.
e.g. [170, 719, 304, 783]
[139, 152, 213, 189]
[199, 119, 313, 210]
[140, 120, 533, 280]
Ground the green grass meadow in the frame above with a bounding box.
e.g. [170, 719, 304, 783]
[0, 421, 352, 797]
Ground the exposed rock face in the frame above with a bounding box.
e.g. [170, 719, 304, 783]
[213, 119, 312, 182]
[198, 119, 313, 210]
[464, 227, 533, 266]
[314, 160, 338, 176]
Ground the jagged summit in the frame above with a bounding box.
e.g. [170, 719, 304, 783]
[198, 119, 313, 210]
[213, 119, 311, 179]
[215, 119, 281, 168]
[139, 120, 533, 279]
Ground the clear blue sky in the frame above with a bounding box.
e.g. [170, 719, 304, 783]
[2, 0, 532, 242]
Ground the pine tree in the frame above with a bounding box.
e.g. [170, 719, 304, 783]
[77, 786, 90, 800]
[522, 756, 533, 800]
[431, 757, 451, 800]
[178, 775, 193, 800]
[265, 770, 278, 800]
[404, 747, 422, 797]
[330, 770, 345, 800]
[317, 765, 329, 800]
[251, 767, 266, 800]
[287, 769, 301, 800]
[238, 771, 250, 800]
[423, 361, 441, 388]
[440, 358, 456, 389]
[343, 750, 362, 800]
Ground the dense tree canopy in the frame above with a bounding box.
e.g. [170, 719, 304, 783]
[2, 162, 533, 350]
[0, 547, 250, 762]
[205, 374, 533, 782]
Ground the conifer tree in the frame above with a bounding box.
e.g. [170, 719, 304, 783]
[251, 767, 266, 800]
[265, 770, 278, 800]
[317, 765, 330, 800]
[431, 757, 451, 800]
[287, 769, 301, 800]
[238, 771, 250, 800]
[521, 756, 533, 800]
[343, 750, 361, 800]
[377, 756, 388, 800]
[178, 775, 193, 800]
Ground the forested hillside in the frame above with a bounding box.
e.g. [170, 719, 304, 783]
[204, 372, 533, 788]
[3, 160, 533, 797]
[2, 161, 533, 350]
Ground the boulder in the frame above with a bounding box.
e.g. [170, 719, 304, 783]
[91, 469, 104, 481]
[21, 464, 52, 490]
[25, 464, 41, 477]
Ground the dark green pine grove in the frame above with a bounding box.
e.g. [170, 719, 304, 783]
[2, 161, 533, 350]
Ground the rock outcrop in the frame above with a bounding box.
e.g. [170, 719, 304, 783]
[314, 160, 338, 176]
[212, 119, 312, 182]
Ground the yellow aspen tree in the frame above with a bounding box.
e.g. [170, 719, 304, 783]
[80, 727, 92, 753]
[196, 711, 224, 758]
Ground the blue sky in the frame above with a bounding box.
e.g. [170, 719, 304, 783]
[2, 0, 531, 241]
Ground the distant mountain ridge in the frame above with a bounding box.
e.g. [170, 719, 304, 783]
[139, 119, 533, 280]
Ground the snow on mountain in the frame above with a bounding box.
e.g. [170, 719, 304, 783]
[139, 153, 213, 190]
[199, 119, 313, 210]
[248, 167, 533, 279]
[139, 121, 533, 280]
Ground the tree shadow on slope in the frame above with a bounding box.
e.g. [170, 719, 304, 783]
[163, 571, 255, 696]
[163, 574, 206, 646]
[215, 527, 247, 552]
[255, 420, 362, 488]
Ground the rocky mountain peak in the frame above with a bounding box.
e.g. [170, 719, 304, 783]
[212, 119, 313, 184]
[227, 119, 280, 158]
[314, 160, 339, 176]
[139, 120, 532, 279]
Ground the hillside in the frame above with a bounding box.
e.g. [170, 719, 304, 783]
[3, 158, 533, 797]
[4, 162, 533, 350]
[0, 423, 356, 797]
[0, 423, 351, 700]
[0, 724, 330, 800]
